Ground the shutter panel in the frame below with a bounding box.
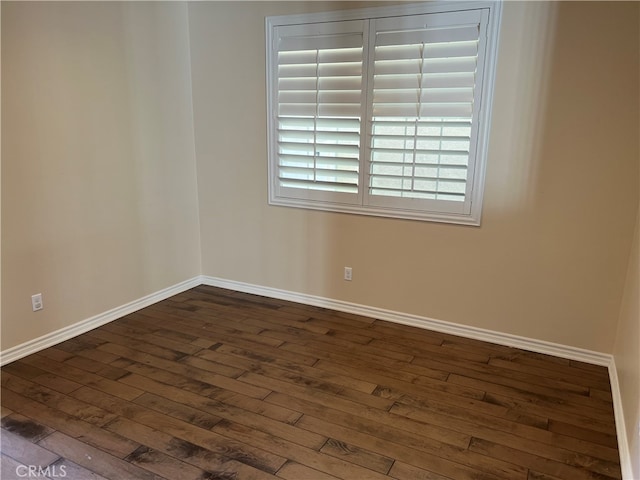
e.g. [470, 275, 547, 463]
[275, 21, 365, 198]
[367, 10, 487, 209]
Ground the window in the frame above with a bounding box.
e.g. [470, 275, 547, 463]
[266, 1, 502, 225]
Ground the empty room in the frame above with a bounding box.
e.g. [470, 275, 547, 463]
[1, 1, 639, 479]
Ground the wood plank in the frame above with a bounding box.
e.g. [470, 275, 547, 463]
[105, 416, 279, 480]
[125, 313, 317, 365]
[53, 344, 121, 365]
[390, 403, 620, 464]
[547, 419, 619, 449]
[374, 383, 548, 429]
[369, 337, 491, 364]
[125, 445, 218, 480]
[487, 358, 612, 392]
[314, 358, 489, 407]
[1, 454, 30, 480]
[0, 407, 13, 419]
[133, 391, 326, 450]
[478, 390, 617, 436]
[29, 372, 84, 394]
[414, 356, 595, 399]
[196, 349, 386, 408]
[447, 373, 615, 420]
[320, 438, 394, 474]
[2, 372, 118, 428]
[116, 360, 235, 401]
[0, 389, 140, 459]
[244, 373, 471, 450]
[96, 342, 270, 399]
[0, 428, 59, 467]
[117, 366, 300, 424]
[279, 305, 376, 327]
[388, 461, 455, 480]
[590, 388, 614, 403]
[38, 432, 167, 480]
[48, 459, 111, 480]
[2, 413, 55, 443]
[275, 396, 525, 480]
[70, 385, 287, 474]
[134, 392, 222, 429]
[268, 328, 415, 363]
[194, 346, 378, 394]
[101, 322, 204, 356]
[276, 461, 341, 480]
[17, 355, 143, 401]
[61, 355, 131, 381]
[280, 341, 463, 389]
[135, 309, 283, 347]
[212, 419, 393, 480]
[469, 437, 621, 480]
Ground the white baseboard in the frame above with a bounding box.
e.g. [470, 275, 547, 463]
[608, 361, 635, 480]
[201, 275, 612, 366]
[0, 276, 201, 366]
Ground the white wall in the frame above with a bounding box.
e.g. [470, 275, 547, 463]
[1, 2, 201, 350]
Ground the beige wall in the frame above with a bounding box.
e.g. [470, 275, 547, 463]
[190, 1, 639, 352]
[614, 206, 640, 478]
[1, 2, 201, 350]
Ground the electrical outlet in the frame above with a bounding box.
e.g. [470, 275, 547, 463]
[31, 293, 43, 312]
[344, 266, 352, 281]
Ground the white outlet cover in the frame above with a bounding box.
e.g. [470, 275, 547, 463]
[31, 293, 43, 311]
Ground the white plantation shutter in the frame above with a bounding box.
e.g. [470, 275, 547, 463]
[273, 21, 366, 203]
[267, 3, 500, 224]
[366, 10, 489, 214]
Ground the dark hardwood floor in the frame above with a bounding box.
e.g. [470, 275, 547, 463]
[1, 285, 621, 480]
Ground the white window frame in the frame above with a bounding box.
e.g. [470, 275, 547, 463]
[266, 1, 502, 225]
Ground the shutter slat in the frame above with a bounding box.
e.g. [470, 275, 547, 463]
[372, 103, 473, 117]
[279, 103, 362, 117]
[278, 77, 363, 91]
[375, 25, 479, 47]
[279, 129, 360, 143]
[373, 72, 476, 89]
[371, 161, 467, 170]
[279, 142, 359, 156]
[370, 173, 467, 184]
[371, 134, 470, 143]
[370, 186, 465, 198]
[280, 165, 359, 181]
[280, 179, 359, 193]
[279, 32, 363, 51]
[373, 57, 477, 75]
[372, 119, 471, 129]
[280, 154, 359, 169]
[278, 91, 363, 104]
[373, 87, 474, 104]
[371, 147, 469, 157]
[279, 116, 360, 131]
[374, 41, 478, 61]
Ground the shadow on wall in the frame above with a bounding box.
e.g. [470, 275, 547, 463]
[485, 0, 557, 214]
